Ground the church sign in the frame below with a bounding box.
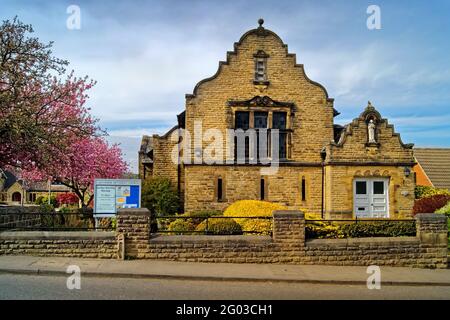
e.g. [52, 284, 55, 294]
[94, 179, 141, 216]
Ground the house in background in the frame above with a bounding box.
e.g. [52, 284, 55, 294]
[0, 170, 71, 206]
[414, 148, 450, 190]
[139, 20, 416, 219]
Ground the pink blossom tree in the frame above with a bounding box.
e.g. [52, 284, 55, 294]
[0, 18, 98, 171]
[22, 137, 128, 207]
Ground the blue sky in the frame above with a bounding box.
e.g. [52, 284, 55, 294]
[2, 0, 450, 172]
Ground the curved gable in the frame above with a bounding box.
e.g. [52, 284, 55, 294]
[185, 21, 332, 102]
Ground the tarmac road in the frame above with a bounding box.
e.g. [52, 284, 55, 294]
[0, 273, 449, 300]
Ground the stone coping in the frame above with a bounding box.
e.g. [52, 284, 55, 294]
[0, 231, 116, 240]
[150, 234, 272, 243]
[306, 236, 419, 246]
[416, 213, 447, 222]
[272, 210, 304, 218]
[117, 208, 150, 216]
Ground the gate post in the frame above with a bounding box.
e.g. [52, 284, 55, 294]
[116, 208, 150, 259]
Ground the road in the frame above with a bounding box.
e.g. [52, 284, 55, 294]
[0, 273, 449, 300]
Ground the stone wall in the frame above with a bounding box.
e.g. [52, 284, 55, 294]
[185, 165, 324, 214]
[116, 209, 304, 263]
[0, 209, 446, 268]
[304, 214, 448, 268]
[0, 231, 117, 259]
[117, 208, 448, 268]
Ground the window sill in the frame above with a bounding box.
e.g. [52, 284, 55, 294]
[253, 80, 270, 85]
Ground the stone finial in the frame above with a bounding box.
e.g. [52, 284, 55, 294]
[258, 18, 264, 28]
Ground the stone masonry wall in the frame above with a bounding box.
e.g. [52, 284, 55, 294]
[118, 209, 304, 263]
[0, 231, 117, 258]
[117, 208, 448, 268]
[185, 165, 323, 214]
[304, 214, 448, 268]
[0, 209, 446, 268]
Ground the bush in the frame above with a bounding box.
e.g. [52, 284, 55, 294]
[305, 222, 343, 239]
[223, 200, 286, 234]
[306, 220, 416, 239]
[167, 219, 196, 235]
[38, 203, 55, 213]
[415, 186, 450, 199]
[435, 201, 450, 216]
[142, 177, 179, 216]
[413, 194, 450, 215]
[181, 210, 223, 228]
[35, 195, 58, 208]
[56, 193, 79, 206]
[195, 218, 242, 235]
[339, 221, 416, 238]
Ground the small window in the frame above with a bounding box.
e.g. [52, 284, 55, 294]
[260, 178, 265, 200]
[301, 177, 306, 201]
[217, 178, 223, 202]
[373, 181, 384, 194]
[255, 58, 266, 81]
[356, 181, 367, 194]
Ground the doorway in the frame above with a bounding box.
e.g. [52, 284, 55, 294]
[353, 178, 389, 218]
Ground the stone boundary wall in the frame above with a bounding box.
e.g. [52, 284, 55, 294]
[117, 209, 448, 268]
[116, 209, 304, 263]
[0, 209, 447, 268]
[0, 231, 117, 259]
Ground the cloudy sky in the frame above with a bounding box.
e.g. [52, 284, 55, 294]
[2, 0, 450, 172]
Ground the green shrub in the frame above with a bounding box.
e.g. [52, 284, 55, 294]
[415, 186, 450, 199]
[181, 210, 223, 228]
[38, 203, 55, 213]
[35, 195, 58, 208]
[435, 201, 450, 216]
[142, 177, 179, 216]
[167, 219, 196, 235]
[305, 222, 343, 239]
[339, 221, 416, 238]
[195, 218, 242, 235]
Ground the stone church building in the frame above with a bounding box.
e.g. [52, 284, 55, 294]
[139, 20, 416, 219]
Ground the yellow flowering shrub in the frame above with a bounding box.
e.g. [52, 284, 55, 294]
[223, 200, 287, 234]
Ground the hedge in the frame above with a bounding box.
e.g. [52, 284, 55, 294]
[415, 186, 450, 199]
[306, 221, 416, 239]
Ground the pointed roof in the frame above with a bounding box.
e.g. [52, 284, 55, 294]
[414, 148, 450, 190]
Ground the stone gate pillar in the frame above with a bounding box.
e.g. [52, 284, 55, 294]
[116, 208, 150, 259]
[416, 213, 448, 268]
[272, 210, 305, 262]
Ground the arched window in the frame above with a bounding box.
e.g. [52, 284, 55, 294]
[12, 192, 21, 202]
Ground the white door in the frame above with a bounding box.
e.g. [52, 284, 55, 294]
[354, 178, 389, 218]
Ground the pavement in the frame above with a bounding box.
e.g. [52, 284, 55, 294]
[0, 255, 449, 286]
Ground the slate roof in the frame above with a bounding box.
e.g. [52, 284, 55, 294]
[414, 148, 450, 190]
